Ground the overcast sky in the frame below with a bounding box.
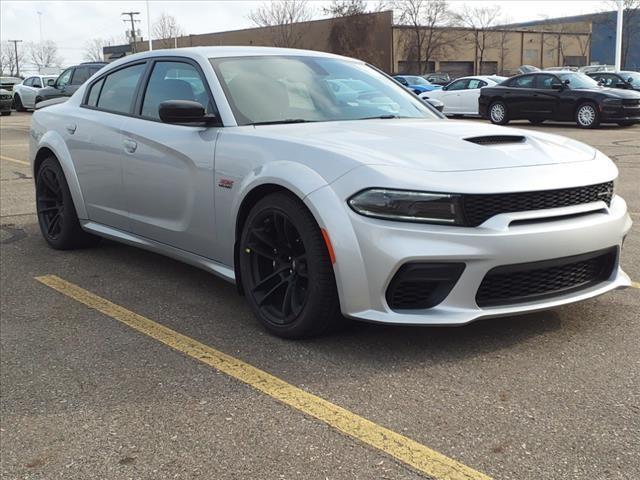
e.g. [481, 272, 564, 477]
[2, 0, 608, 70]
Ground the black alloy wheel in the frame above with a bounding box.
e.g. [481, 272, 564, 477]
[239, 192, 341, 338]
[37, 163, 65, 241]
[35, 157, 99, 249]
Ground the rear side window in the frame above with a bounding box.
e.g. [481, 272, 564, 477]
[536, 74, 557, 89]
[141, 61, 212, 120]
[23, 77, 34, 87]
[467, 79, 487, 89]
[71, 67, 91, 85]
[96, 63, 146, 114]
[86, 77, 105, 106]
[32, 77, 42, 88]
[513, 75, 534, 88]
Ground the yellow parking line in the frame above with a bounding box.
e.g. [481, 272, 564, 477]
[0, 154, 29, 166]
[632, 281, 640, 289]
[35, 274, 491, 480]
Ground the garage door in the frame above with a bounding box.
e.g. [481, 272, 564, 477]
[438, 61, 474, 79]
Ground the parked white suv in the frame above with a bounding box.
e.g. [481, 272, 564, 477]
[13, 75, 58, 111]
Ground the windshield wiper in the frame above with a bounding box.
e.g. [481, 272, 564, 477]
[251, 119, 315, 126]
[357, 114, 404, 120]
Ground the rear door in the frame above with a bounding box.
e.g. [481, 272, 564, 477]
[120, 58, 221, 258]
[509, 75, 536, 115]
[68, 61, 148, 231]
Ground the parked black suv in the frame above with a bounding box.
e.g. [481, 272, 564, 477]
[35, 62, 107, 105]
[587, 71, 640, 92]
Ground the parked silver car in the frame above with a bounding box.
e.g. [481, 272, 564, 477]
[13, 74, 58, 110]
[30, 47, 632, 338]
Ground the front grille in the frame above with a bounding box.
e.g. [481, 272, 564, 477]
[464, 135, 525, 145]
[476, 247, 617, 307]
[462, 182, 613, 227]
[0, 95, 11, 100]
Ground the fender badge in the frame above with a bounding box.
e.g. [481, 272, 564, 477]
[218, 178, 234, 189]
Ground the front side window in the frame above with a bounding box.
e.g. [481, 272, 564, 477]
[141, 61, 212, 120]
[513, 75, 534, 88]
[57, 68, 73, 88]
[446, 79, 468, 91]
[96, 63, 146, 114]
[211, 56, 437, 125]
[536, 74, 557, 89]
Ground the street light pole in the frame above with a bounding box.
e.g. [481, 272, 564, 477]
[37, 11, 43, 43]
[146, 0, 153, 51]
[8, 39, 23, 77]
[615, 0, 624, 70]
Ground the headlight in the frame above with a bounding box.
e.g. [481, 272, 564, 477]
[348, 189, 464, 225]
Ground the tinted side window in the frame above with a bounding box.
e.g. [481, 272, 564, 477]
[23, 77, 34, 87]
[513, 75, 535, 88]
[32, 77, 42, 88]
[447, 79, 468, 91]
[86, 77, 105, 106]
[536, 74, 557, 89]
[467, 79, 486, 89]
[97, 63, 146, 114]
[141, 61, 212, 120]
[71, 67, 91, 85]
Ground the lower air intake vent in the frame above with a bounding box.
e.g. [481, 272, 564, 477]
[464, 135, 526, 145]
[386, 263, 465, 310]
[476, 247, 617, 307]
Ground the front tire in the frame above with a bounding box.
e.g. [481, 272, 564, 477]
[488, 101, 509, 125]
[13, 94, 26, 112]
[36, 157, 100, 250]
[575, 102, 600, 129]
[239, 192, 341, 338]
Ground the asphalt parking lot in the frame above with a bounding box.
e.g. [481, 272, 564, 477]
[1, 111, 639, 480]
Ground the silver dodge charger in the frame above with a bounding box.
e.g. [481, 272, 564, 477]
[30, 47, 632, 338]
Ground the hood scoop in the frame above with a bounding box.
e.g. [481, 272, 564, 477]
[464, 135, 526, 146]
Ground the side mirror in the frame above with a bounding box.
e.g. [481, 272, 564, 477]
[628, 77, 634, 84]
[159, 100, 218, 126]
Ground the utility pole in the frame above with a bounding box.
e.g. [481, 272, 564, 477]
[8, 39, 23, 77]
[614, 0, 624, 70]
[146, 1, 152, 51]
[37, 11, 43, 43]
[122, 11, 141, 53]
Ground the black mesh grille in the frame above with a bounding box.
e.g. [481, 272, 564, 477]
[386, 263, 465, 310]
[464, 135, 525, 145]
[462, 182, 613, 227]
[476, 247, 617, 307]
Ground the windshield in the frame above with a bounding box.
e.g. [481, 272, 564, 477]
[622, 72, 640, 87]
[403, 76, 430, 85]
[210, 56, 438, 125]
[557, 73, 600, 89]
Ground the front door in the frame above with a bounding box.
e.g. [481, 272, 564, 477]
[121, 59, 220, 258]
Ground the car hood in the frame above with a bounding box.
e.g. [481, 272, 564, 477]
[247, 119, 597, 172]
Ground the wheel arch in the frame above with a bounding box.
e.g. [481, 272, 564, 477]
[33, 132, 88, 219]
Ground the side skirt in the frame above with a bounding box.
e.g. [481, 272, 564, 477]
[80, 221, 236, 284]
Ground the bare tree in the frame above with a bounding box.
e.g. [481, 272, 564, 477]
[29, 41, 62, 70]
[248, 0, 314, 48]
[0, 41, 26, 76]
[83, 38, 107, 62]
[603, 0, 640, 68]
[392, 0, 454, 74]
[453, 5, 502, 74]
[323, 0, 367, 17]
[153, 12, 184, 48]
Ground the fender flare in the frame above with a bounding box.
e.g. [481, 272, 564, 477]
[34, 131, 88, 219]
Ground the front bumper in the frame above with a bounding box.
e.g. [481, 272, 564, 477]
[306, 190, 632, 326]
[601, 103, 640, 123]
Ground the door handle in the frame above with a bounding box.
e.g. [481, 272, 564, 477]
[65, 124, 77, 134]
[123, 138, 138, 153]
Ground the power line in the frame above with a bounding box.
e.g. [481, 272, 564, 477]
[7, 39, 23, 77]
[121, 11, 141, 53]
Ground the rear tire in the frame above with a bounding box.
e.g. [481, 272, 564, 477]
[35, 157, 100, 250]
[575, 102, 600, 129]
[488, 101, 509, 125]
[239, 192, 341, 338]
[13, 94, 26, 112]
